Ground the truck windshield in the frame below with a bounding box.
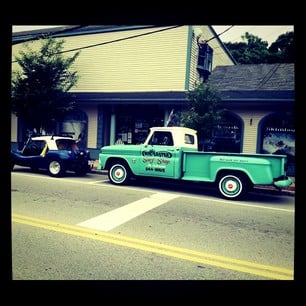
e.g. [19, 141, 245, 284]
[148, 131, 173, 146]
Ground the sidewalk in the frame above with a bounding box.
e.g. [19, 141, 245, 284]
[90, 160, 295, 197]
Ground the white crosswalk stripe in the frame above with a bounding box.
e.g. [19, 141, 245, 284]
[77, 193, 179, 231]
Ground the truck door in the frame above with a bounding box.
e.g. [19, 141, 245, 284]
[140, 131, 178, 178]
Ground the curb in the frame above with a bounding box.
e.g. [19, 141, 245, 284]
[253, 186, 295, 197]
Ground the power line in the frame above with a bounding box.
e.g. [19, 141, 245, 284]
[12, 25, 182, 63]
[207, 25, 234, 42]
[57, 25, 182, 54]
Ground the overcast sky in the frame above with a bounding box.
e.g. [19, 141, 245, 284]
[12, 25, 294, 46]
[213, 25, 293, 45]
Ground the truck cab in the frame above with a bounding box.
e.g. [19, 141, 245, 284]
[98, 127, 199, 181]
[139, 127, 198, 179]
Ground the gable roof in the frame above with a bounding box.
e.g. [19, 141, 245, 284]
[12, 25, 158, 45]
[207, 63, 295, 102]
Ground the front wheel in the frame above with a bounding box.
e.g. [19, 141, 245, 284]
[217, 173, 248, 200]
[108, 163, 131, 185]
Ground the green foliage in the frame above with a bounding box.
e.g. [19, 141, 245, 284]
[224, 32, 270, 64]
[268, 32, 294, 63]
[180, 83, 223, 139]
[224, 31, 294, 64]
[11, 37, 80, 133]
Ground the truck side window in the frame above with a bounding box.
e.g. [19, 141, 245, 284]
[162, 132, 173, 146]
[184, 134, 194, 144]
[148, 134, 158, 145]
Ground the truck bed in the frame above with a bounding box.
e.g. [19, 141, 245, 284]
[181, 151, 287, 185]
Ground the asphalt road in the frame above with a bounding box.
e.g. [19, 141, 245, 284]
[10, 167, 295, 282]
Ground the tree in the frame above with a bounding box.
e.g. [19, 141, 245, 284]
[224, 32, 270, 64]
[180, 82, 223, 149]
[11, 37, 80, 135]
[268, 31, 294, 63]
[224, 31, 294, 64]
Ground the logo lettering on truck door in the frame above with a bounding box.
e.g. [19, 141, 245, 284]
[140, 131, 177, 177]
[142, 150, 172, 172]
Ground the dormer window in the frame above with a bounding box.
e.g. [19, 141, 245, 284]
[197, 42, 213, 81]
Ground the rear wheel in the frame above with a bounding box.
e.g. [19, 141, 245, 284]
[108, 162, 131, 185]
[47, 159, 66, 177]
[217, 173, 248, 200]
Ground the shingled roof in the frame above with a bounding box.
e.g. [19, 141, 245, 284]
[208, 63, 295, 101]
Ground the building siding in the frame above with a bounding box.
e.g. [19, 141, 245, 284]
[194, 26, 235, 68]
[235, 110, 272, 153]
[63, 26, 190, 92]
[12, 26, 189, 92]
[188, 26, 235, 90]
[82, 105, 98, 148]
[12, 25, 235, 94]
[202, 27, 236, 67]
[188, 30, 200, 89]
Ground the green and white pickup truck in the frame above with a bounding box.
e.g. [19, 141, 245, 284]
[97, 126, 292, 200]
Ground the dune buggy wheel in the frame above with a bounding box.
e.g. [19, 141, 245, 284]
[108, 163, 130, 185]
[218, 173, 247, 200]
[48, 160, 66, 177]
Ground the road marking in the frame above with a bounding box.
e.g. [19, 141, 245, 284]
[12, 213, 294, 280]
[77, 193, 179, 231]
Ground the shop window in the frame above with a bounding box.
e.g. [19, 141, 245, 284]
[260, 112, 295, 176]
[59, 109, 88, 148]
[204, 112, 242, 153]
[116, 106, 164, 145]
[210, 125, 241, 153]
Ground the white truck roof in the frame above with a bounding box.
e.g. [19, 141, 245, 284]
[146, 126, 198, 149]
[149, 126, 197, 134]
